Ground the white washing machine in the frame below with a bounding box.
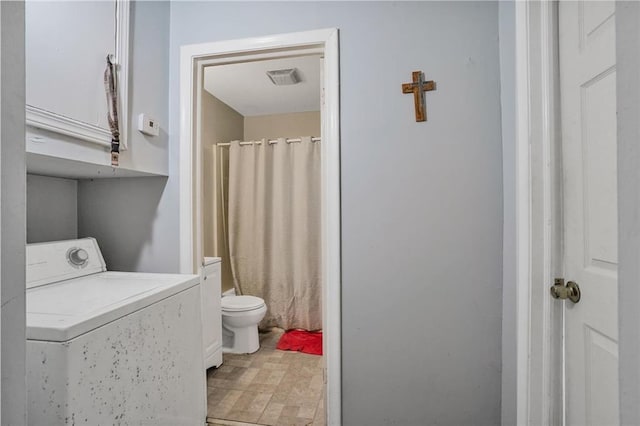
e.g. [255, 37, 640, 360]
[26, 238, 206, 425]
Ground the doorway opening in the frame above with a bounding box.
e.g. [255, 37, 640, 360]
[178, 29, 341, 425]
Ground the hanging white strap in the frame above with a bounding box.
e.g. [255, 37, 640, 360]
[104, 55, 120, 167]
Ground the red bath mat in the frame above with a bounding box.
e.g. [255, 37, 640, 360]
[276, 329, 323, 355]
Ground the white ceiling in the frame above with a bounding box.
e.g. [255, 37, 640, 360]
[203, 55, 321, 117]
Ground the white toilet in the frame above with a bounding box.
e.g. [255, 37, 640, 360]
[221, 295, 267, 354]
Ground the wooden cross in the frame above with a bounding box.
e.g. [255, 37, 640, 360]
[402, 71, 436, 122]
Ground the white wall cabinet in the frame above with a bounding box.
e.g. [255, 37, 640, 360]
[26, 0, 128, 148]
[25, 0, 163, 178]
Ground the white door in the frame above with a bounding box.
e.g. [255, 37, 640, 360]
[559, 2, 618, 425]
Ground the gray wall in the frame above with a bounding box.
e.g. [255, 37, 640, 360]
[77, 1, 174, 273]
[616, 2, 640, 424]
[27, 175, 77, 243]
[499, 2, 516, 425]
[166, 2, 504, 424]
[1, 1, 26, 423]
[78, 177, 169, 272]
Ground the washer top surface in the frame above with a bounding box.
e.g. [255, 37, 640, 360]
[27, 271, 199, 342]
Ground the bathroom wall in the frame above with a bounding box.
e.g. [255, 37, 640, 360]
[27, 175, 77, 243]
[201, 90, 243, 293]
[168, 2, 504, 425]
[244, 111, 321, 140]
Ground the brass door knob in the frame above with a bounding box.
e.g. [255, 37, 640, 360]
[550, 278, 581, 303]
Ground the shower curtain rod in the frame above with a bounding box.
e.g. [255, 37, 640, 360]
[216, 137, 321, 147]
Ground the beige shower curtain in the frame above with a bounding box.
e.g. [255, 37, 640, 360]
[228, 137, 322, 331]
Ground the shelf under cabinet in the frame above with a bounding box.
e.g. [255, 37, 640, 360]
[27, 153, 167, 179]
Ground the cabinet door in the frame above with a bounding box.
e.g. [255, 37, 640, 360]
[25, 0, 129, 148]
[202, 263, 223, 368]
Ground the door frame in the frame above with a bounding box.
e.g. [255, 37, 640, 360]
[514, 2, 563, 424]
[178, 28, 342, 425]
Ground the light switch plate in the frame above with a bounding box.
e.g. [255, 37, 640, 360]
[138, 114, 159, 136]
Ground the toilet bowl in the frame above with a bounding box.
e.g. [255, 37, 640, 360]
[221, 295, 267, 354]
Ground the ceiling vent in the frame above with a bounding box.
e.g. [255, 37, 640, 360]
[266, 68, 300, 86]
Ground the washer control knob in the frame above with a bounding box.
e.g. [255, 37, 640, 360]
[68, 248, 89, 266]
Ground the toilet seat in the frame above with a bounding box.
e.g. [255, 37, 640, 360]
[221, 295, 265, 312]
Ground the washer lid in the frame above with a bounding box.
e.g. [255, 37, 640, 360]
[221, 295, 265, 311]
[26, 271, 199, 342]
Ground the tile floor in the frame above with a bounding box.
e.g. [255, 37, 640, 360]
[207, 328, 325, 426]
